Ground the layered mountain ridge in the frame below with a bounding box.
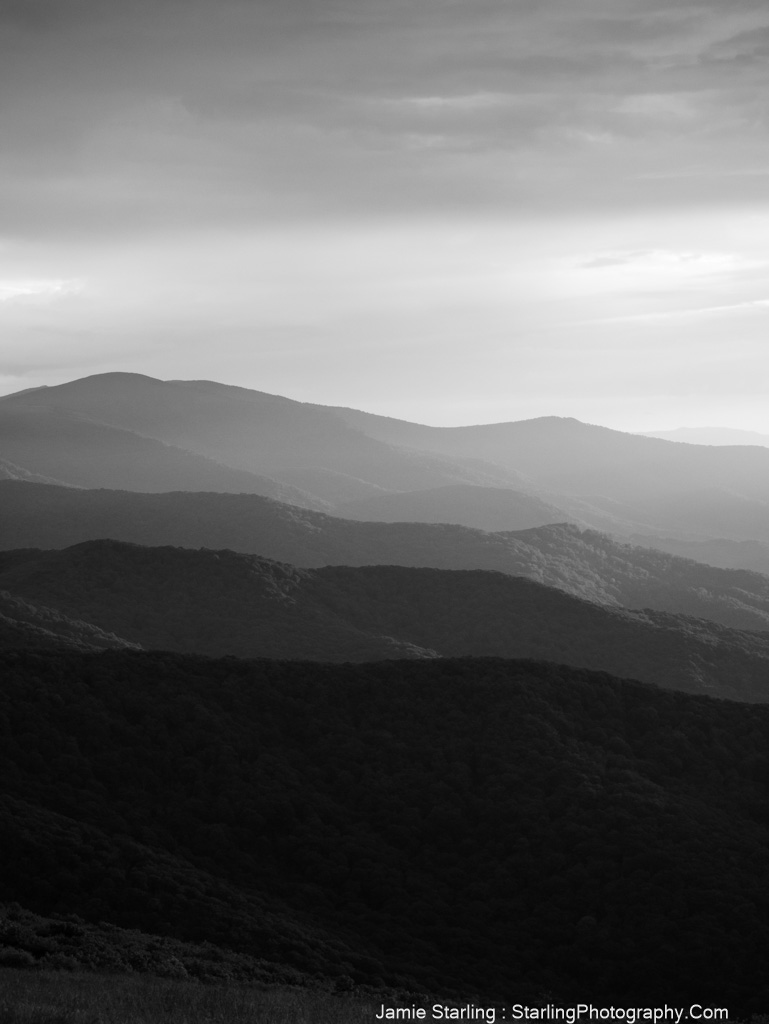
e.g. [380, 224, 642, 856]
[0, 374, 527, 507]
[4, 371, 769, 1009]
[5, 481, 769, 634]
[6, 372, 769, 546]
[4, 538, 769, 701]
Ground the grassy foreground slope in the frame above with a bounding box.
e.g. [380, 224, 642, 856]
[1, 650, 769, 1011]
[0, 967, 378, 1024]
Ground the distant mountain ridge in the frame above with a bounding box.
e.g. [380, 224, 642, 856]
[7, 372, 769, 543]
[0, 373, 528, 506]
[325, 404, 769, 541]
[5, 482, 769, 634]
[4, 539, 769, 701]
[0, 405, 330, 507]
[643, 427, 769, 447]
[327, 405, 769, 501]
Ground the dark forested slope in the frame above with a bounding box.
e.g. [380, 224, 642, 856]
[0, 543, 437, 663]
[1, 650, 768, 1010]
[0, 591, 139, 653]
[4, 540, 769, 701]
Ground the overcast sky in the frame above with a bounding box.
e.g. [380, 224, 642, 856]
[2, 0, 769, 428]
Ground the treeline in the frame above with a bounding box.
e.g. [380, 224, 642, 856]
[1, 649, 769, 1011]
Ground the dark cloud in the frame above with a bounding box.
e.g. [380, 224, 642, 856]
[2, 0, 769, 242]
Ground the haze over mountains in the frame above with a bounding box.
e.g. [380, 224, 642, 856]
[5, 371, 769, 1009]
[330, 404, 769, 542]
[6, 373, 769, 551]
[6, 482, 769, 636]
[643, 427, 769, 447]
[0, 374, 525, 507]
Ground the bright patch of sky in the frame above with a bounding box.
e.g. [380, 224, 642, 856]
[0, 279, 85, 302]
[2, 0, 769, 429]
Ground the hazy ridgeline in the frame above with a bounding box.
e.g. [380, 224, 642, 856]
[6, 373, 769, 547]
[3, 374, 769, 1013]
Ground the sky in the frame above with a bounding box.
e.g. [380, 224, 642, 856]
[2, 0, 769, 428]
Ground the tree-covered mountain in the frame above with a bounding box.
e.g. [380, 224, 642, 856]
[5, 482, 769, 634]
[0, 590, 139, 653]
[1, 650, 768, 1011]
[4, 539, 769, 701]
[0, 543, 437, 663]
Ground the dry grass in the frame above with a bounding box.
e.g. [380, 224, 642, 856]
[0, 969, 379, 1024]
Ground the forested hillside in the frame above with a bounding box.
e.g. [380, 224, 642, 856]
[6, 483, 769, 633]
[1, 651, 768, 1011]
[4, 540, 769, 701]
[0, 591, 138, 653]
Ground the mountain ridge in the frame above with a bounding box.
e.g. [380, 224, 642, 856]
[8, 372, 769, 543]
[0, 373, 530, 505]
[5, 481, 769, 633]
[4, 538, 769, 701]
